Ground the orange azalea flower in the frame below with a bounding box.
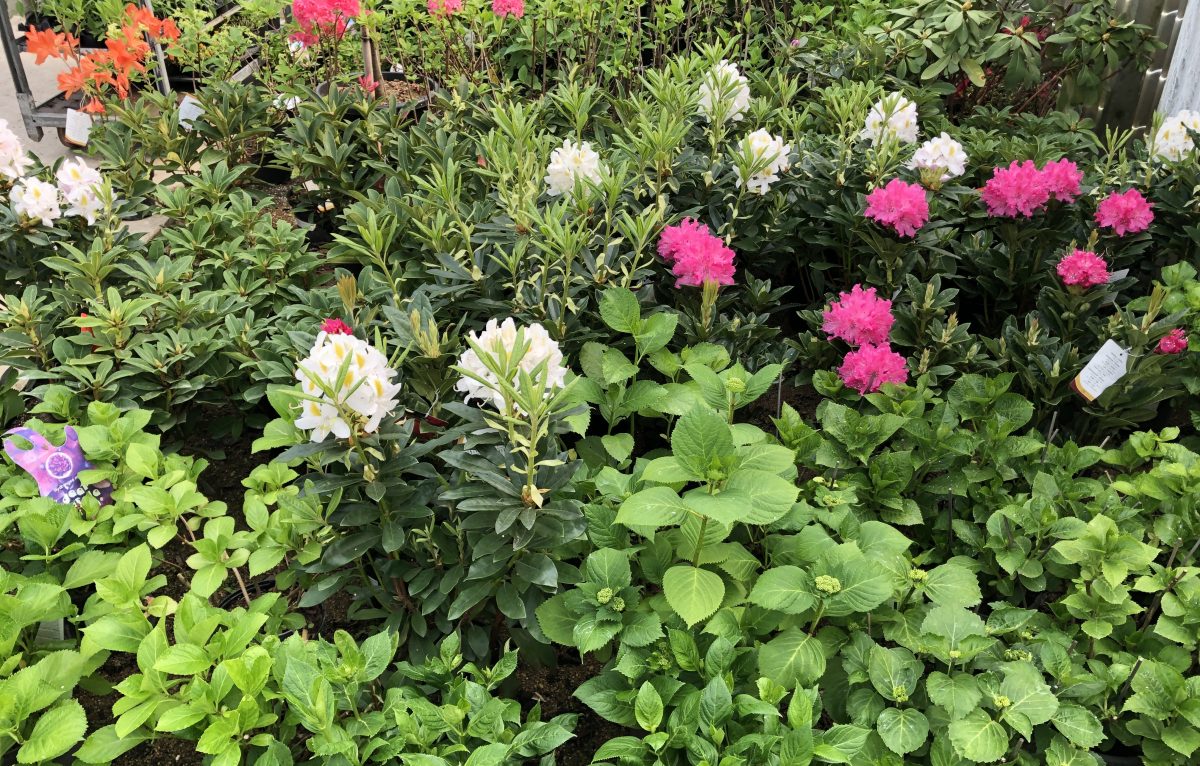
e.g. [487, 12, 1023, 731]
[25, 28, 77, 65]
[157, 18, 180, 41]
[81, 99, 106, 115]
[104, 35, 146, 77]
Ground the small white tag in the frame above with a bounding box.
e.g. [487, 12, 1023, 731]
[273, 94, 301, 111]
[178, 95, 205, 130]
[34, 619, 65, 644]
[64, 109, 92, 146]
[1074, 340, 1128, 402]
[1108, 269, 1129, 283]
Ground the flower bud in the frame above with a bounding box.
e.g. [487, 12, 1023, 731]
[815, 575, 842, 595]
[597, 587, 614, 605]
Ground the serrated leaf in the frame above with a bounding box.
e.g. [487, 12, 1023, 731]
[17, 699, 87, 763]
[758, 628, 826, 689]
[615, 487, 691, 528]
[749, 566, 816, 615]
[1051, 703, 1104, 749]
[662, 565, 724, 627]
[948, 710, 1008, 763]
[877, 707, 928, 756]
[635, 681, 663, 732]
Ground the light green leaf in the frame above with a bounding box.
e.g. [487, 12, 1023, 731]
[671, 407, 735, 479]
[877, 707, 928, 756]
[17, 700, 87, 763]
[600, 287, 640, 333]
[585, 548, 632, 590]
[1051, 703, 1104, 749]
[758, 628, 826, 689]
[662, 565, 724, 627]
[154, 644, 211, 676]
[948, 710, 1008, 763]
[635, 681, 664, 732]
[923, 564, 982, 608]
[749, 566, 816, 615]
[927, 671, 982, 721]
[616, 487, 691, 528]
[868, 646, 922, 703]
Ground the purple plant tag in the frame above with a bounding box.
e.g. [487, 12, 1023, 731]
[3, 426, 113, 507]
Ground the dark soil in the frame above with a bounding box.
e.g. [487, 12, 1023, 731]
[517, 652, 637, 766]
[745, 379, 823, 433]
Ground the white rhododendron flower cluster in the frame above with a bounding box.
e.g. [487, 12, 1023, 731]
[908, 132, 968, 182]
[862, 93, 919, 145]
[1153, 109, 1200, 162]
[10, 178, 62, 226]
[456, 318, 568, 411]
[294, 332, 402, 441]
[56, 159, 105, 225]
[0, 119, 33, 181]
[697, 60, 752, 124]
[734, 129, 792, 195]
[544, 139, 604, 197]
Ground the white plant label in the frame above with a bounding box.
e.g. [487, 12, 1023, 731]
[1108, 269, 1130, 283]
[64, 109, 92, 147]
[178, 95, 205, 130]
[1074, 340, 1128, 402]
[35, 619, 65, 644]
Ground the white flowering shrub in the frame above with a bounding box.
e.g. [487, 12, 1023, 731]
[455, 318, 568, 412]
[697, 60, 751, 124]
[733, 129, 791, 195]
[10, 178, 62, 226]
[543, 139, 604, 197]
[908, 132, 967, 183]
[0, 119, 33, 181]
[1153, 109, 1200, 162]
[861, 93, 919, 145]
[294, 331, 402, 441]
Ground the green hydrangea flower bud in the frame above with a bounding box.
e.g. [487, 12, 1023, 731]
[814, 575, 842, 595]
[611, 597, 625, 612]
[597, 587, 613, 605]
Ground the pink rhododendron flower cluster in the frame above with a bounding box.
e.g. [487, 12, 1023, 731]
[427, 0, 462, 15]
[839, 344, 909, 394]
[1157, 329, 1188, 355]
[1040, 159, 1082, 203]
[658, 218, 735, 286]
[492, 0, 524, 16]
[1095, 189, 1154, 236]
[320, 318, 353, 335]
[864, 178, 929, 238]
[290, 0, 360, 46]
[980, 158, 1081, 217]
[1056, 249, 1109, 289]
[822, 285, 894, 347]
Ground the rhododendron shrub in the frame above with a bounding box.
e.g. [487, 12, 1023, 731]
[1056, 249, 1110, 289]
[838, 343, 909, 393]
[1095, 189, 1154, 236]
[1156, 329, 1188, 355]
[292, 0, 362, 45]
[294, 331, 402, 441]
[658, 219, 736, 333]
[864, 179, 929, 237]
[822, 285, 894, 347]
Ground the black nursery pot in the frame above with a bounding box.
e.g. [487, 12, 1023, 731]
[252, 150, 291, 185]
[19, 13, 105, 48]
[217, 576, 324, 638]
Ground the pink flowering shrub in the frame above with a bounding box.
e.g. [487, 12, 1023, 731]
[321, 318, 353, 335]
[291, 0, 360, 46]
[864, 178, 929, 238]
[1056, 249, 1109, 289]
[658, 219, 736, 287]
[980, 158, 1081, 217]
[1041, 159, 1082, 203]
[1157, 329, 1188, 355]
[822, 285, 894, 347]
[1095, 189, 1154, 236]
[428, 0, 463, 15]
[492, 0, 525, 17]
[838, 344, 909, 394]
[980, 160, 1049, 217]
